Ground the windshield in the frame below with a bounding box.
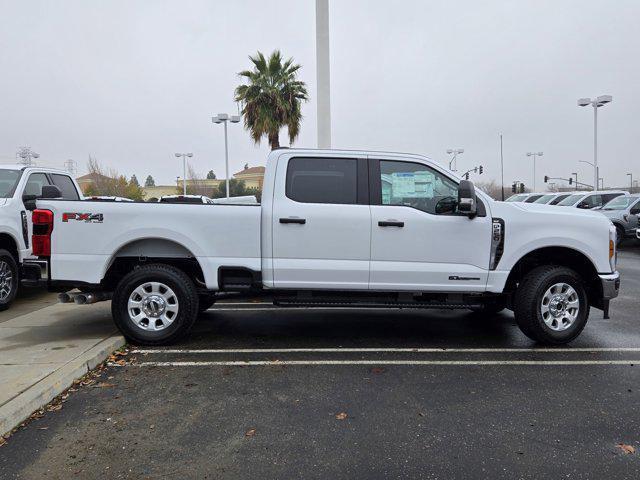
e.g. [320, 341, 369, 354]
[505, 194, 528, 202]
[0, 169, 22, 198]
[556, 194, 584, 206]
[602, 196, 636, 210]
[533, 194, 555, 204]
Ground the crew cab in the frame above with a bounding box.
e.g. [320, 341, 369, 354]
[23, 149, 620, 345]
[0, 165, 82, 309]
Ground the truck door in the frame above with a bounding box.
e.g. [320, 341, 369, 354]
[271, 155, 371, 289]
[368, 158, 492, 292]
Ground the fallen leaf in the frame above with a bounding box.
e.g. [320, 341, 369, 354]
[37, 427, 49, 430]
[93, 382, 116, 388]
[47, 404, 62, 412]
[335, 412, 348, 420]
[617, 444, 635, 454]
[245, 429, 256, 437]
[0, 437, 6, 447]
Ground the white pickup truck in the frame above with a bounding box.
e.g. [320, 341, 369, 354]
[23, 149, 619, 345]
[0, 165, 82, 309]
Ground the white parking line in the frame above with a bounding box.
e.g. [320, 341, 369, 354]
[134, 360, 639, 366]
[132, 347, 640, 354]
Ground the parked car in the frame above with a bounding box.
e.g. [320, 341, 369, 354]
[597, 194, 640, 245]
[0, 164, 82, 310]
[554, 191, 628, 209]
[158, 195, 215, 204]
[532, 193, 572, 205]
[23, 148, 619, 345]
[504, 193, 546, 203]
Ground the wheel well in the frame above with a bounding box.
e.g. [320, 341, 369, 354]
[0, 233, 19, 262]
[504, 246, 600, 304]
[101, 239, 206, 291]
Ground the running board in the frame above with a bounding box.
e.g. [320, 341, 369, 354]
[273, 300, 482, 309]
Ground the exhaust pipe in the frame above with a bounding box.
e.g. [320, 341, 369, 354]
[58, 292, 75, 303]
[74, 292, 113, 305]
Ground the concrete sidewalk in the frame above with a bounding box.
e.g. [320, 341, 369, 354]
[0, 300, 124, 436]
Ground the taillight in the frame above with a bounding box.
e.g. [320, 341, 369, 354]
[32, 209, 53, 257]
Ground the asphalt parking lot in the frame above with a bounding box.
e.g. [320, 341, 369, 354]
[1, 248, 640, 479]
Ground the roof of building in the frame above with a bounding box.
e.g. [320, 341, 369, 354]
[76, 172, 113, 182]
[234, 166, 265, 176]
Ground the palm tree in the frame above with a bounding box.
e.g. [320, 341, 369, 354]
[234, 50, 308, 150]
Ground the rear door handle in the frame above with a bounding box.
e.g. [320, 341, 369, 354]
[378, 221, 404, 227]
[280, 217, 306, 224]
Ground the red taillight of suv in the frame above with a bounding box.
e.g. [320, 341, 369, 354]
[32, 209, 54, 256]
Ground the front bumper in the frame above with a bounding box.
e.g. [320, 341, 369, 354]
[599, 271, 620, 300]
[20, 259, 48, 287]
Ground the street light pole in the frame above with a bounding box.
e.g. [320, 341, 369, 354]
[526, 152, 543, 191]
[174, 153, 193, 195]
[627, 173, 633, 193]
[578, 95, 612, 192]
[446, 148, 464, 172]
[212, 113, 241, 198]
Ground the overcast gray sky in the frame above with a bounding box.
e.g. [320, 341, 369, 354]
[1, 0, 639, 189]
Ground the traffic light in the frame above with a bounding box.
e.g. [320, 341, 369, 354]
[568, 177, 573, 185]
[479, 166, 483, 175]
[512, 183, 516, 193]
[465, 172, 470, 180]
[544, 175, 549, 183]
[519, 183, 526, 193]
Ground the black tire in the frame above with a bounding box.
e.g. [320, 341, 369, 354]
[615, 225, 624, 247]
[0, 249, 18, 311]
[513, 265, 590, 344]
[198, 295, 216, 313]
[111, 264, 199, 345]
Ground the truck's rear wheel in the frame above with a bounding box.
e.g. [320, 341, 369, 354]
[0, 249, 18, 311]
[513, 265, 589, 344]
[112, 264, 199, 345]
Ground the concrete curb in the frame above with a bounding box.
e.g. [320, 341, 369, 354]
[0, 335, 125, 437]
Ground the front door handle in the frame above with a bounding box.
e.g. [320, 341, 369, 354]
[280, 217, 306, 225]
[378, 221, 404, 227]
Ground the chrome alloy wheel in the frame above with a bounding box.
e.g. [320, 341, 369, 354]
[127, 282, 179, 331]
[540, 282, 580, 331]
[0, 260, 13, 301]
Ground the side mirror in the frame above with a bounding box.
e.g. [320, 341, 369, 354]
[577, 202, 590, 209]
[41, 185, 62, 199]
[457, 180, 477, 218]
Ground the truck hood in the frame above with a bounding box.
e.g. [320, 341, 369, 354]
[597, 209, 625, 220]
[511, 201, 603, 218]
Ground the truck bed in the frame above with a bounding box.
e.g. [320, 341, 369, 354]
[36, 200, 262, 290]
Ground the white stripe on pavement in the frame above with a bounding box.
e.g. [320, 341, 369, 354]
[131, 347, 640, 354]
[133, 360, 639, 367]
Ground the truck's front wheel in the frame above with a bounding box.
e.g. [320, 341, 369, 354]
[513, 265, 589, 344]
[112, 264, 199, 345]
[0, 249, 18, 311]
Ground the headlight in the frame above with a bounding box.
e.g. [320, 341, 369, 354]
[609, 225, 617, 271]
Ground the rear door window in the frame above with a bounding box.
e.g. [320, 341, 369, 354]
[286, 157, 358, 204]
[50, 174, 80, 200]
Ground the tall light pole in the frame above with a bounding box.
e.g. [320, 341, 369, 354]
[578, 160, 597, 190]
[571, 172, 578, 191]
[446, 148, 464, 172]
[578, 95, 612, 192]
[316, 0, 331, 148]
[526, 151, 543, 191]
[174, 153, 193, 195]
[627, 173, 633, 193]
[212, 113, 241, 198]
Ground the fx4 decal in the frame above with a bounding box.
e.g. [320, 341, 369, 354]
[62, 212, 104, 223]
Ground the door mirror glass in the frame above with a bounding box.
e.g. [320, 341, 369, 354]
[41, 185, 62, 199]
[457, 180, 477, 218]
